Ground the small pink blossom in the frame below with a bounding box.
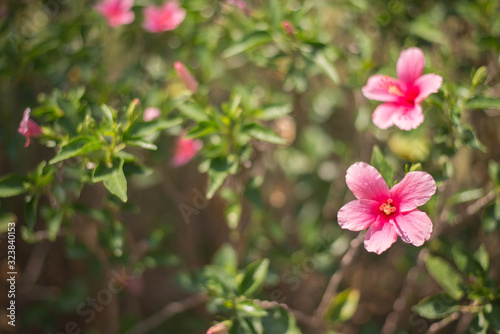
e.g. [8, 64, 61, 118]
[362, 47, 442, 130]
[281, 20, 295, 35]
[143, 107, 161, 121]
[143, 1, 186, 33]
[18, 108, 42, 147]
[94, 0, 135, 28]
[172, 132, 202, 167]
[207, 322, 228, 334]
[174, 61, 198, 93]
[338, 162, 436, 254]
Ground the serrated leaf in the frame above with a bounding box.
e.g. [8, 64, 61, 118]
[93, 159, 127, 202]
[222, 31, 272, 58]
[425, 255, 464, 300]
[466, 97, 500, 110]
[238, 259, 269, 296]
[255, 104, 293, 120]
[0, 174, 29, 198]
[323, 288, 360, 323]
[371, 146, 394, 185]
[412, 294, 460, 319]
[244, 123, 286, 145]
[50, 137, 103, 164]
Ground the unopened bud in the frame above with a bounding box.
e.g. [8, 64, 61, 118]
[472, 66, 488, 87]
[174, 61, 198, 93]
[206, 322, 228, 334]
[281, 20, 295, 35]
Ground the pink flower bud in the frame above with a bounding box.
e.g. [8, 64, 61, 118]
[172, 131, 202, 167]
[18, 108, 42, 147]
[94, 0, 135, 28]
[206, 322, 228, 334]
[174, 61, 198, 93]
[281, 20, 295, 35]
[143, 1, 186, 33]
[226, 0, 251, 15]
[143, 107, 161, 122]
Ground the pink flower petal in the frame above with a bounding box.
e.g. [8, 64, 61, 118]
[364, 216, 398, 254]
[371, 102, 402, 129]
[390, 171, 436, 212]
[396, 47, 425, 84]
[414, 73, 442, 104]
[338, 199, 379, 231]
[346, 162, 390, 202]
[392, 104, 424, 131]
[362, 75, 400, 102]
[392, 209, 433, 246]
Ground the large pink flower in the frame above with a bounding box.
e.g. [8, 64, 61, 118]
[338, 162, 436, 254]
[94, 0, 135, 28]
[143, 1, 186, 33]
[362, 47, 442, 131]
[18, 108, 42, 147]
[172, 132, 202, 167]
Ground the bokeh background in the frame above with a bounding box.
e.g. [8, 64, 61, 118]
[1, 0, 500, 333]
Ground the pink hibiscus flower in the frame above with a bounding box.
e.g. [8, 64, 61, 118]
[338, 162, 436, 254]
[143, 107, 161, 121]
[18, 108, 42, 147]
[172, 132, 202, 167]
[362, 47, 442, 131]
[174, 62, 198, 93]
[94, 0, 135, 28]
[143, 1, 186, 33]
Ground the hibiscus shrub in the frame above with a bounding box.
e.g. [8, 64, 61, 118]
[1, 0, 500, 333]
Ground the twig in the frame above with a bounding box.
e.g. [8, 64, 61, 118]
[314, 232, 364, 318]
[426, 312, 460, 333]
[124, 294, 208, 334]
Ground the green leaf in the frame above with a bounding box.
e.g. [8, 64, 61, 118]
[244, 123, 286, 145]
[212, 243, 238, 273]
[47, 210, 64, 241]
[101, 104, 116, 124]
[323, 288, 360, 323]
[470, 312, 489, 334]
[236, 300, 268, 318]
[125, 139, 157, 150]
[178, 104, 209, 122]
[471, 66, 488, 87]
[25, 194, 40, 230]
[261, 307, 301, 334]
[50, 136, 103, 164]
[93, 159, 128, 202]
[238, 258, 269, 296]
[185, 121, 218, 139]
[222, 31, 272, 58]
[473, 244, 490, 273]
[425, 255, 464, 300]
[0, 213, 16, 233]
[206, 157, 235, 199]
[0, 174, 29, 198]
[484, 303, 500, 332]
[255, 104, 293, 120]
[451, 246, 483, 277]
[482, 201, 500, 233]
[466, 96, 500, 110]
[305, 49, 340, 84]
[370, 146, 394, 185]
[127, 118, 182, 139]
[412, 294, 460, 319]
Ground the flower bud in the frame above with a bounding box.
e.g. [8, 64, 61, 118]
[472, 66, 488, 87]
[174, 61, 198, 93]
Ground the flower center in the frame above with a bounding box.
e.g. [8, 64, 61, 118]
[380, 199, 397, 215]
[380, 76, 405, 97]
